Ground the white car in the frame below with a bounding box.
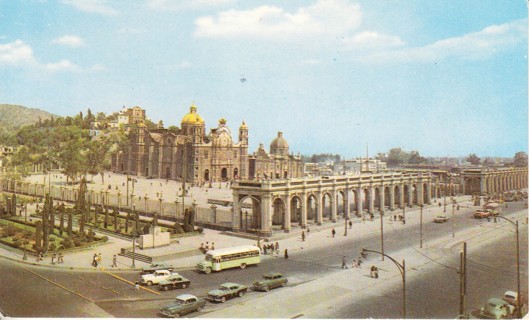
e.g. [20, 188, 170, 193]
[140, 270, 177, 286]
[433, 215, 449, 223]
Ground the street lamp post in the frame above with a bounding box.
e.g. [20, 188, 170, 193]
[362, 248, 406, 318]
[420, 205, 423, 249]
[144, 194, 149, 214]
[132, 204, 136, 269]
[452, 203, 456, 238]
[22, 203, 28, 260]
[493, 216, 521, 318]
[380, 209, 384, 261]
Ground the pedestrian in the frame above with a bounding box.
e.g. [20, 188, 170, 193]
[393, 214, 397, 221]
[357, 258, 363, 266]
[58, 253, 64, 264]
[438, 202, 441, 207]
[134, 281, 140, 292]
[112, 255, 118, 267]
[301, 231, 306, 241]
[352, 259, 358, 268]
[374, 266, 379, 279]
[274, 242, 279, 254]
[362, 216, 366, 223]
[370, 265, 376, 278]
[263, 245, 268, 255]
[341, 256, 348, 269]
[92, 253, 98, 267]
[307, 227, 310, 234]
[349, 220, 352, 229]
[284, 249, 289, 259]
[97, 253, 102, 265]
[36, 251, 43, 262]
[211, 242, 215, 250]
[199, 243, 205, 253]
[51, 253, 56, 264]
[331, 228, 336, 238]
[205, 242, 209, 251]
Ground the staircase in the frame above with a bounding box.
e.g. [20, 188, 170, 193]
[118, 250, 152, 263]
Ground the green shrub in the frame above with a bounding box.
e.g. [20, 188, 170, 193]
[100, 236, 108, 242]
[61, 238, 74, 249]
[196, 227, 204, 233]
[48, 243, 57, 251]
[4, 224, 18, 237]
[12, 239, 22, 247]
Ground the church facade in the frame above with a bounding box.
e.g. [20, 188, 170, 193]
[111, 104, 303, 183]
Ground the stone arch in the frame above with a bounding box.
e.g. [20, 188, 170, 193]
[394, 185, 402, 208]
[384, 186, 391, 209]
[412, 184, 418, 205]
[465, 178, 480, 195]
[306, 193, 318, 222]
[352, 189, 361, 216]
[374, 186, 383, 211]
[221, 168, 228, 181]
[272, 197, 285, 228]
[362, 188, 370, 212]
[290, 195, 302, 224]
[204, 169, 210, 181]
[322, 192, 333, 219]
[239, 195, 261, 232]
[336, 190, 346, 216]
[403, 185, 410, 206]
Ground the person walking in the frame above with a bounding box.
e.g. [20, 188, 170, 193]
[341, 256, 348, 269]
[134, 281, 140, 292]
[211, 243, 215, 250]
[58, 253, 64, 264]
[274, 242, 279, 255]
[348, 221, 352, 229]
[284, 249, 289, 259]
[301, 231, 306, 242]
[112, 255, 118, 268]
[97, 253, 102, 265]
[51, 253, 56, 264]
[331, 228, 336, 238]
[92, 253, 98, 267]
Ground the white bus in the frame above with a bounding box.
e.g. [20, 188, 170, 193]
[196, 245, 260, 274]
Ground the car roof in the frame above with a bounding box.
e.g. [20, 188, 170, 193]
[176, 294, 197, 300]
[220, 282, 241, 287]
[505, 291, 518, 297]
[488, 298, 508, 305]
[263, 272, 282, 277]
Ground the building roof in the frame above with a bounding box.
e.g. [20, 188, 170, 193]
[181, 103, 204, 125]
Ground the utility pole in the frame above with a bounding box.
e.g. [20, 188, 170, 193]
[380, 209, 384, 261]
[420, 205, 423, 248]
[459, 242, 467, 318]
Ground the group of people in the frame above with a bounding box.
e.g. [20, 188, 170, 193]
[51, 253, 64, 264]
[342, 256, 364, 269]
[370, 265, 379, 278]
[199, 242, 215, 254]
[261, 242, 279, 255]
[391, 214, 406, 224]
[92, 253, 102, 267]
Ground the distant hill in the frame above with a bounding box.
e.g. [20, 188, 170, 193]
[0, 104, 58, 145]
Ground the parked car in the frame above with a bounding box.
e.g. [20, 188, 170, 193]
[474, 210, 492, 219]
[159, 275, 191, 291]
[253, 272, 288, 291]
[159, 294, 206, 318]
[503, 291, 527, 313]
[140, 270, 176, 286]
[480, 297, 515, 319]
[207, 283, 248, 303]
[141, 263, 174, 274]
[433, 215, 449, 223]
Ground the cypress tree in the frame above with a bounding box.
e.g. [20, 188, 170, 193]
[34, 220, 43, 252]
[104, 207, 109, 228]
[113, 208, 118, 228]
[42, 195, 50, 252]
[67, 211, 73, 236]
[79, 214, 85, 235]
[48, 197, 55, 235]
[11, 194, 17, 216]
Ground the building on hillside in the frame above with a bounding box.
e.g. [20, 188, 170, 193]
[108, 106, 145, 131]
[112, 103, 303, 184]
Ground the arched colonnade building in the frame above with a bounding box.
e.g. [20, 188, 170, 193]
[460, 167, 528, 195]
[232, 172, 433, 237]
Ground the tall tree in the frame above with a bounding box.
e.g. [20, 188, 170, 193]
[86, 137, 112, 184]
[466, 154, 481, 165]
[513, 151, 528, 167]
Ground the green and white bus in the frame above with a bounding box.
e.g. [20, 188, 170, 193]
[196, 245, 260, 274]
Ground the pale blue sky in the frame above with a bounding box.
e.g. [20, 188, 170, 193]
[0, 0, 527, 158]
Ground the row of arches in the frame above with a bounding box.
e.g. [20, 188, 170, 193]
[238, 182, 431, 232]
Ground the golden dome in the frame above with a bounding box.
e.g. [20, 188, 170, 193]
[181, 103, 204, 125]
[239, 120, 248, 129]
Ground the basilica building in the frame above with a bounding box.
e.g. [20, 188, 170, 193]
[111, 104, 303, 183]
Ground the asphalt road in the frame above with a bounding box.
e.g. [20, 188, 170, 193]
[0, 200, 527, 318]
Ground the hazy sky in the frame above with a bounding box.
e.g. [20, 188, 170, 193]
[0, 0, 527, 158]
